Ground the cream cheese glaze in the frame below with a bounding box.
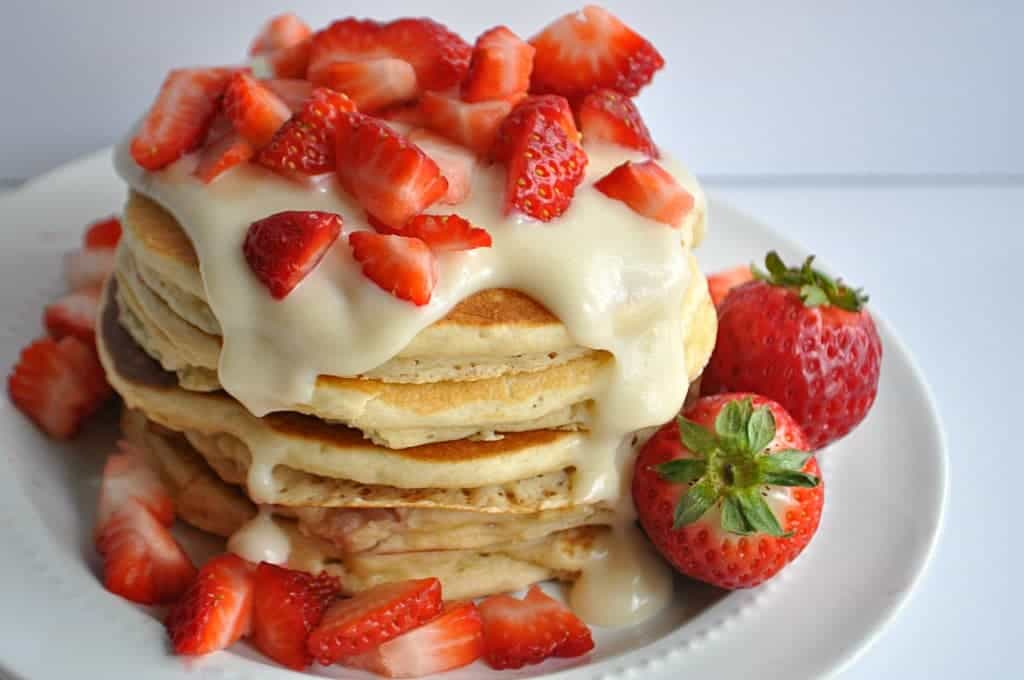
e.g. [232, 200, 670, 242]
[113, 133, 707, 626]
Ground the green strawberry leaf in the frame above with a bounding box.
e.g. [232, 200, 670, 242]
[736, 487, 788, 537]
[715, 398, 753, 451]
[765, 251, 787, 278]
[758, 251, 869, 312]
[676, 417, 717, 457]
[656, 458, 707, 484]
[747, 407, 776, 453]
[760, 470, 821, 488]
[760, 450, 813, 471]
[721, 495, 753, 535]
[673, 479, 717, 529]
[800, 284, 830, 307]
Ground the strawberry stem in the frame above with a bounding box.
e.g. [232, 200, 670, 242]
[751, 251, 868, 312]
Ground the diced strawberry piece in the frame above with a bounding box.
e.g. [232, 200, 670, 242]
[43, 286, 101, 343]
[478, 585, 594, 670]
[377, 103, 429, 128]
[348, 232, 438, 306]
[396, 214, 491, 253]
[194, 131, 254, 184]
[130, 68, 232, 171]
[166, 554, 255, 656]
[257, 88, 357, 177]
[64, 248, 114, 290]
[407, 129, 476, 205]
[306, 17, 381, 81]
[336, 115, 448, 226]
[266, 39, 312, 79]
[307, 577, 442, 665]
[594, 160, 693, 227]
[8, 336, 111, 439]
[342, 602, 483, 678]
[250, 13, 312, 55]
[223, 72, 291, 148]
[97, 441, 175, 529]
[313, 59, 418, 112]
[529, 5, 664, 98]
[243, 211, 343, 299]
[83, 216, 122, 249]
[251, 562, 341, 670]
[462, 26, 535, 103]
[578, 88, 657, 157]
[491, 94, 578, 161]
[707, 265, 755, 307]
[262, 78, 313, 112]
[419, 92, 515, 155]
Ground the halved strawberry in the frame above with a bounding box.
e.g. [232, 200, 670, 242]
[407, 129, 476, 205]
[342, 602, 483, 678]
[594, 160, 693, 227]
[313, 59, 417, 112]
[335, 115, 448, 226]
[251, 562, 341, 670]
[130, 68, 231, 171]
[194, 130, 254, 184]
[261, 78, 313, 113]
[8, 336, 111, 439]
[166, 553, 254, 656]
[419, 92, 515, 155]
[257, 88, 357, 177]
[491, 94, 578, 161]
[529, 5, 664, 98]
[397, 214, 491, 253]
[43, 286, 101, 342]
[266, 39, 312, 79]
[243, 211, 343, 299]
[707, 265, 755, 307]
[223, 72, 291, 148]
[307, 577, 442, 665]
[64, 248, 114, 290]
[250, 13, 312, 55]
[348, 232, 438, 306]
[97, 441, 175, 529]
[462, 26, 535, 103]
[578, 88, 657, 157]
[478, 585, 594, 669]
[82, 216, 122, 249]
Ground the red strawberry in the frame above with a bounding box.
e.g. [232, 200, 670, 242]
[166, 553, 255, 656]
[703, 253, 883, 449]
[243, 211, 343, 299]
[83, 216, 122, 249]
[632, 394, 824, 589]
[707, 265, 754, 307]
[378, 102, 430, 128]
[97, 441, 175, 529]
[396, 214, 491, 253]
[64, 248, 114, 290]
[194, 130, 254, 184]
[578, 88, 657, 157]
[491, 94, 579, 161]
[335, 115, 448, 226]
[223, 72, 291, 148]
[342, 602, 483, 678]
[261, 78, 313, 113]
[418, 92, 516, 155]
[595, 160, 693, 227]
[266, 39, 312, 79]
[251, 562, 341, 670]
[130, 68, 231, 171]
[478, 585, 594, 670]
[407, 129, 476, 205]
[257, 88, 357, 177]
[43, 286, 101, 343]
[462, 26, 535, 103]
[348, 232, 437, 306]
[306, 577, 442, 665]
[313, 59, 417, 112]
[529, 5, 664, 98]
[8, 336, 111, 439]
[250, 13, 312, 55]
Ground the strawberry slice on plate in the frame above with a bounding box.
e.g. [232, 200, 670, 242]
[223, 72, 291, 148]
[82, 216, 122, 250]
[397, 214, 492, 253]
[97, 441, 175, 527]
[595, 160, 693, 227]
[166, 553, 255, 656]
[406, 129, 476, 205]
[418, 92, 516, 155]
[243, 210, 343, 299]
[348, 232, 438, 306]
[64, 248, 114, 290]
[578, 88, 658, 157]
[707, 265, 755, 307]
[43, 286, 101, 342]
[341, 601, 483, 678]
[250, 13, 312, 55]
[462, 26, 535, 103]
[257, 88, 357, 177]
[261, 78, 313, 113]
[313, 58, 418, 112]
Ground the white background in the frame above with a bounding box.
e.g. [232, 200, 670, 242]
[1, 1, 1022, 679]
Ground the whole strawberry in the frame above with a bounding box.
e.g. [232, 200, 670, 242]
[703, 252, 882, 449]
[632, 394, 824, 589]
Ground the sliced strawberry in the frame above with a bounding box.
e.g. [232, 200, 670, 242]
[166, 553, 254, 656]
[250, 13, 312, 55]
[243, 211, 343, 299]
[397, 214, 491, 253]
[529, 5, 664, 98]
[418, 92, 515, 155]
[43, 286, 101, 343]
[262, 78, 314, 112]
[407, 129, 476, 205]
[266, 39, 312, 79]
[491, 94, 578, 161]
[336, 115, 448, 226]
[64, 248, 114, 290]
[97, 441, 175, 529]
[251, 562, 341, 670]
[462, 26, 535, 103]
[707, 265, 755, 307]
[130, 68, 231, 171]
[377, 102, 430, 128]
[478, 585, 594, 670]
[307, 577, 442, 664]
[82, 216, 122, 249]
[313, 59, 418, 112]
[194, 129, 254, 184]
[257, 88, 357, 177]
[594, 160, 693, 227]
[342, 602, 483, 678]
[578, 88, 657, 157]
[223, 72, 291, 148]
[348, 232, 438, 306]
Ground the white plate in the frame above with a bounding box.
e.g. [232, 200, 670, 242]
[0, 149, 947, 680]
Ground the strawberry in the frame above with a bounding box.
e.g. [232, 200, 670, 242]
[243, 211, 343, 299]
[348, 232, 437, 306]
[8, 336, 111, 439]
[478, 585, 594, 670]
[261, 78, 313, 113]
[306, 577, 442, 665]
[130, 68, 231, 171]
[194, 129, 254, 184]
[529, 5, 664, 98]
[594, 160, 693, 227]
[378, 102, 430, 128]
[43, 286, 101, 342]
[394, 214, 491, 253]
[632, 394, 824, 589]
[407, 129, 476, 205]
[250, 13, 312, 55]
[166, 553, 255, 656]
[707, 265, 754, 307]
[462, 26, 535, 103]
[223, 72, 291, 148]
[335, 115, 448, 226]
[418, 92, 515, 155]
[251, 562, 341, 670]
[703, 253, 883, 449]
[97, 441, 175, 528]
[342, 602, 483, 678]
[82, 216, 122, 249]
[491, 94, 579, 161]
[266, 39, 312, 79]
[578, 88, 657, 156]
[257, 88, 357, 177]
[63, 248, 114, 290]
[313, 59, 418, 112]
